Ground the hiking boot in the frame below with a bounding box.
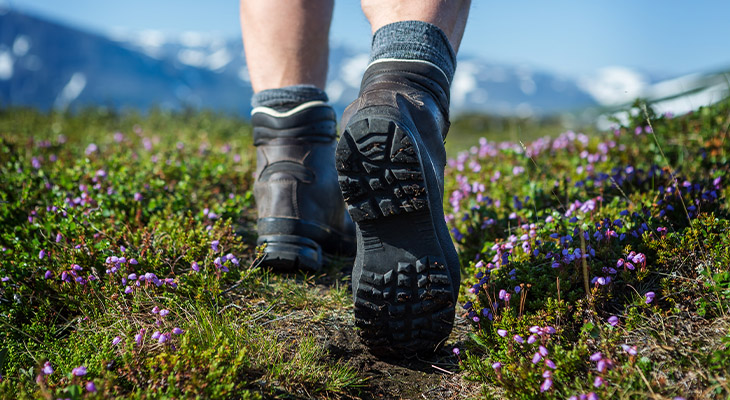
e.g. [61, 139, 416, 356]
[335, 60, 460, 353]
[253, 101, 356, 271]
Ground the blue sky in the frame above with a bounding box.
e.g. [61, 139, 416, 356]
[9, 0, 730, 77]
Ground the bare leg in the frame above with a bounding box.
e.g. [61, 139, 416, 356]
[240, 0, 333, 93]
[361, 0, 471, 52]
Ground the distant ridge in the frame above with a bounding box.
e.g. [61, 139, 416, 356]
[1, 7, 726, 119]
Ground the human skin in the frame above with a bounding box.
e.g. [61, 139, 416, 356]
[240, 0, 471, 93]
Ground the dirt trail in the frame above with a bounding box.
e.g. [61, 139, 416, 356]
[301, 275, 480, 400]
[323, 314, 479, 400]
[234, 259, 481, 399]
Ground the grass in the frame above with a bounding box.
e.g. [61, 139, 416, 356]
[0, 98, 729, 399]
[447, 99, 730, 399]
[0, 108, 366, 399]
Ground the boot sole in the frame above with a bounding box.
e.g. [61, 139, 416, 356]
[257, 235, 355, 272]
[256, 218, 356, 272]
[336, 116, 456, 354]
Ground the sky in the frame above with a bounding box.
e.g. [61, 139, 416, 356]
[7, 0, 730, 78]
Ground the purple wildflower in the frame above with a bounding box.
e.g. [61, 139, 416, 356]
[590, 352, 603, 362]
[621, 344, 638, 355]
[134, 192, 143, 202]
[151, 331, 161, 340]
[532, 353, 542, 364]
[158, 334, 168, 344]
[211, 240, 219, 252]
[497, 329, 507, 337]
[129, 258, 138, 265]
[540, 377, 553, 392]
[42, 361, 54, 375]
[593, 376, 604, 388]
[112, 336, 122, 345]
[124, 286, 133, 294]
[645, 291, 656, 304]
[608, 316, 619, 326]
[191, 262, 200, 272]
[545, 359, 556, 369]
[172, 327, 184, 335]
[44, 270, 53, 279]
[452, 347, 460, 355]
[527, 334, 538, 344]
[86, 381, 97, 392]
[538, 345, 549, 356]
[513, 334, 524, 344]
[72, 366, 87, 376]
[159, 309, 170, 317]
[39, 249, 46, 259]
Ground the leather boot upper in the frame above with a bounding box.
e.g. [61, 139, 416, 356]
[253, 102, 355, 254]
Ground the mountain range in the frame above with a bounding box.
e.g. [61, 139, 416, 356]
[1, 7, 727, 119]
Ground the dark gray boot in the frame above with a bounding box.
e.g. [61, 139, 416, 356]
[253, 102, 356, 271]
[335, 60, 459, 353]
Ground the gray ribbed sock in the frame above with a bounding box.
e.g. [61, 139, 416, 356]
[369, 20, 456, 83]
[251, 84, 328, 112]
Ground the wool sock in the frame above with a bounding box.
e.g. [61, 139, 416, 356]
[251, 84, 329, 112]
[369, 20, 457, 83]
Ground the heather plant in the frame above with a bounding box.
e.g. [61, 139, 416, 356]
[0, 108, 363, 399]
[1, 98, 729, 399]
[447, 99, 730, 399]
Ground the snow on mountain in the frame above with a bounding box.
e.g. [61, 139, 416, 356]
[579, 66, 648, 106]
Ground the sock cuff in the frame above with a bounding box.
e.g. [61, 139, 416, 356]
[369, 20, 457, 83]
[251, 84, 329, 111]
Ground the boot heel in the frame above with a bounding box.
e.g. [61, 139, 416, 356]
[257, 234, 323, 272]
